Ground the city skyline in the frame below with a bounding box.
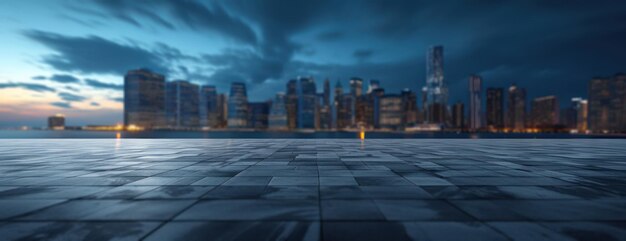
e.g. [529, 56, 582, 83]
[1, 1, 626, 127]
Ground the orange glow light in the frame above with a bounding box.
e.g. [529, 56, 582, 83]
[116, 132, 121, 139]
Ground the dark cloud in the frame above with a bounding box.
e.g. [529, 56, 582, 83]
[353, 49, 374, 62]
[23, 30, 166, 75]
[50, 102, 71, 109]
[31, 75, 47, 80]
[84, 78, 123, 90]
[0, 82, 56, 93]
[58, 92, 86, 102]
[49, 74, 80, 83]
[85, 0, 255, 44]
[90, 102, 100, 107]
[110, 97, 124, 103]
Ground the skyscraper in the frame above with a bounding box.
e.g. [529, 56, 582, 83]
[200, 85, 219, 128]
[507, 84, 526, 131]
[351, 77, 363, 126]
[124, 69, 165, 129]
[486, 88, 504, 129]
[165, 80, 200, 128]
[297, 77, 316, 129]
[588, 74, 626, 133]
[216, 94, 227, 128]
[319, 79, 332, 129]
[350, 77, 363, 97]
[468, 75, 482, 130]
[247, 102, 270, 129]
[227, 82, 248, 128]
[531, 95, 559, 129]
[401, 89, 418, 127]
[572, 97, 588, 133]
[423, 45, 448, 124]
[334, 81, 344, 129]
[323, 79, 331, 107]
[372, 88, 386, 128]
[339, 95, 354, 129]
[286, 79, 298, 130]
[452, 101, 464, 129]
[269, 93, 288, 130]
[379, 94, 404, 130]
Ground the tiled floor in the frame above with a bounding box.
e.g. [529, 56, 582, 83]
[0, 139, 625, 240]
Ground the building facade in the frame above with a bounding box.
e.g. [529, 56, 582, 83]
[227, 82, 248, 128]
[297, 77, 316, 129]
[247, 102, 270, 129]
[531, 95, 559, 129]
[269, 93, 288, 130]
[452, 102, 464, 129]
[588, 74, 626, 132]
[507, 84, 526, 131]
[486, 88, 504, 129]
[123, 69, 165, 129]
[423, 45, 448, 125]
[48, 114, 65, 130]
[379, 94, 404, 130]
[401, 89, 418, 127]
[165, 80, 200, 128]
[286, 79, 298, 130]
[200, 85, 219, 128]
[468, 75, 482, 130]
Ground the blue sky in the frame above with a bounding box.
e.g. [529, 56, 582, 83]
[1, 0, 625, 127]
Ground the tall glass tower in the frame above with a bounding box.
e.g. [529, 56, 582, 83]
[165, 80, 200, 128]
[123, 69, 165, 129]
[423, 45, 448, 124]
[200, 85, 219, 128]
[227, 82, 248, 128]
[468, 75, 482, 130]
[297, 77, 316, 129]
[269, 93, 288, 130]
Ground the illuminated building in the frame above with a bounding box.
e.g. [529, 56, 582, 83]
[216, 94, 227, 128]
[200, 85, 220, 128]
[379, 94, 404, 130]
[333, 81, 344, 129]
[423, 45, 448, 125]
[452, 101, 464, 129]
[468, 75, 482, 130]
[286, 79, 298, 130]
[165, 80, 200, 128]
[507, 84, 526, 131]
[574, 98, 588, 132]
[372, 88, 386, 128]
[486, 88, 504, 129]
[297, 77, 316, 129]
[47, 114, 65, 130]
[319, 79, 332, 129]
[401, 89, 418, 126]
[123, 69, 166, 129]
[247, 102, 270, 129]
[351, 77, 363, 126]
[339, 95, 354, 129]
[531, 95, 559, 129]
[269, 93, 288, 130]
[227, 82, 248, 128]
[588, 74, 626, 133]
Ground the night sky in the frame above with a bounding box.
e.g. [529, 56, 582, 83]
[1, 0, 625, 127]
